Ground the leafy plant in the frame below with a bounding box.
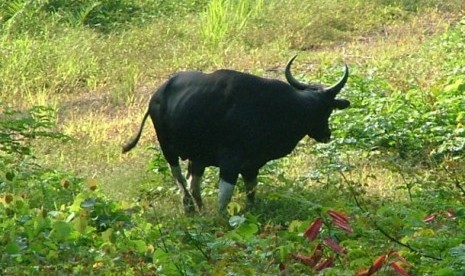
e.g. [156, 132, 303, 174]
[0, 106, 68, 184]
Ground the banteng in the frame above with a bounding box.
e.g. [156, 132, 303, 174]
[122, 56, 350, 214]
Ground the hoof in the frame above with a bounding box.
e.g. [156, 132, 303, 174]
[182, 196, 196, 215]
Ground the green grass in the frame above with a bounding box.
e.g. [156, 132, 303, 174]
[1, 0, 465, 274]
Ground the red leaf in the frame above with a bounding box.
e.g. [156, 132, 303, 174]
[390, 251, 410, 267]
[292, 254, 316, 267]
[323, 237, 347, 254]
[357, 269, 370, 276]
[328, 210, 349, 224]
[368, 254, 387, 275]
[309, 243, 324, 266]
[390, 262, 409, 276]
[309, 243, 324, 267]
[315, 257, 334, 271]
[332, 218, 353, 233]
[328, 210, 353, 233]
[304, 218, 323, 241]
[292, 244, 324, 268]
[423, 213, 436, 223]
[292, 254, 311, 263]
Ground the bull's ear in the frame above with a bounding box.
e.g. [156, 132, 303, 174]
[334, 99, 350, 109]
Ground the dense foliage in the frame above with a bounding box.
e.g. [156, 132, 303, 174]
[1, 0, 465, 274]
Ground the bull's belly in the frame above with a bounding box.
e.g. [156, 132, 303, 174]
[177, 145, 219, 167]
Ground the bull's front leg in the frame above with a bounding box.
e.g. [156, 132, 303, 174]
[170, 165, 195, 214]
[218, 179, 235, 214]
[242, 169, 259, 208]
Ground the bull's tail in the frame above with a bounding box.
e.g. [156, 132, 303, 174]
[122, 110, 150, 153]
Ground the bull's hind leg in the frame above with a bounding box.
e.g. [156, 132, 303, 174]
[157, 133, 196, 214]
[187, 161, 205, 210]
[170, 165, 196, 214]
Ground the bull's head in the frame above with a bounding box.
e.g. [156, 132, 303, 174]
[285, 55, 350, 143]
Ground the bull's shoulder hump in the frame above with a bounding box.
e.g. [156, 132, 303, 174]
[209, 69, 263, 78]
[171, 70, 206, 79]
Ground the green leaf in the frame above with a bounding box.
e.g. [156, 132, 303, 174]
[288, 220, 303, 232]
[130, 239, 147, 254]
[47, 250, 58, 260]
[278, 245, 293, 262]
[81, 198, 96, 209]
[455, 208, 465, 218]
[5, 241, 20, 254]
[236, 222, 258, 240]
[435, 268, 461, 276]
[227, 201, 242, 215]
[444, 79, 465, 94]
[51, 221, 72, 241]
[5, 171, 15, 181]
[153, 248, 169, 263]
[73, 213, 88, 234]
[101, 228, 114, 243]
[70, 193, 86, 212]
[229, 215, 246, 227]
[449, 244, 465, 264]
[44, 241, 58, 250]
[153, 248, 178, 274]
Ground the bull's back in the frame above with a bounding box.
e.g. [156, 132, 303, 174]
[151, 70, 302, 166]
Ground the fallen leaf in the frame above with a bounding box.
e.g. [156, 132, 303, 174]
[423, 213, 436, 223]
[446, 209, 456, 218]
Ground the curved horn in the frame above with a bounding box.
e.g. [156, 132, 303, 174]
[325, 64, 349, 98]
[285, 55, 309, 90]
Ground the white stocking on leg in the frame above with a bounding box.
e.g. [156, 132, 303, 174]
[170, 165, 195, 213]
[188, 174, 203, 210]
[218, 179, 235, 214]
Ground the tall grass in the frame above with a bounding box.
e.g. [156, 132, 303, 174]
[201, 0, 264, 46]
[0, 30, 101, 107]
[110, 65, 140, 106]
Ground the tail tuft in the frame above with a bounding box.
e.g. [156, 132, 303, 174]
[121, 110, 151, 154]
[122, 139, 137, 153]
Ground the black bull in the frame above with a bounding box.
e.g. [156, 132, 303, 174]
[122, 56, 350, 214]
